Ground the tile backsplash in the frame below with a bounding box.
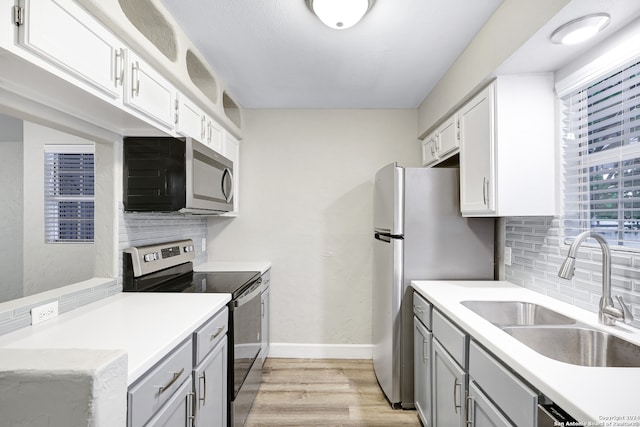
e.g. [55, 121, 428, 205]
[505, 217, 640, 329]
[119, 211, 208, 267]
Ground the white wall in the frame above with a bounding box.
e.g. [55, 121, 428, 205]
[208, 109, 419, 356]
[0, 114, 24, 302]
[23, 122, 95, 296]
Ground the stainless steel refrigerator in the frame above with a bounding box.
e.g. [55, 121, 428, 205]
[372, 163, 495, 408]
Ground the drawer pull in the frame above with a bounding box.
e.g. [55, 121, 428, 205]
[209, 327, 224, 341]
[157, 367, 184, 395]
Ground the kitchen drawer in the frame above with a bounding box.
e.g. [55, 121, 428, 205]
[413, 292, 431, 329]
[128, 337, 193, 427]
[194, 307, 228, 365]
[469, 340, 538, 427]
[432, 309, 467, 368]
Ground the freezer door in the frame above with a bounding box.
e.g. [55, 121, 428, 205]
[372, 231, 403, 405]
[374, 163, 403, 236]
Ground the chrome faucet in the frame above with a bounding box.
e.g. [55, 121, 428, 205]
[558, 231, 634, 326]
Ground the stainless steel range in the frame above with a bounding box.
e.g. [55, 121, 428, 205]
[123, 239, 263, 427]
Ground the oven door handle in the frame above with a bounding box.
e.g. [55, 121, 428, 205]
[234, 279, 264, 308]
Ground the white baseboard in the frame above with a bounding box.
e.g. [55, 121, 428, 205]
[267, 343, 373, 359]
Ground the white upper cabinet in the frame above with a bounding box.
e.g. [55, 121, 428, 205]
[16, 0, 125, 101]
[175, 94, 227, 155]
[459, 86, 495, 214]
[124, 50, 177, 132]
[437, 113, 459, 159]
[421, 113, 460, 167]
[206, 118, 223, 153]
[459, 75, 556, 217]
[176, 93, 206, 142]
[421, 132, 439, 166]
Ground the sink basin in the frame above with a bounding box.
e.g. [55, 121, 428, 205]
[461, 301, 577, 327]
[502, 326, 640, 367]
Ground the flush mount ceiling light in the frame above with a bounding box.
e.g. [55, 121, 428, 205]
[306, 0, 375, 30]
[550, 13, 611, 45]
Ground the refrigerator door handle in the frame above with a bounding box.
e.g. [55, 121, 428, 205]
[374, 231, 403, 243]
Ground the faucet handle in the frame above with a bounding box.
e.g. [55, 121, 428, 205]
[615, 295, 634, 324]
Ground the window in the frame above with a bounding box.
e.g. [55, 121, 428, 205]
[44, 145, 95, 243]
[562, 58, 640, 248]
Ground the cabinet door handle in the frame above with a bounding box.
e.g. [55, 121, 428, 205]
[114, 48, 124, 87]
[157, 367, 184, 394]
[423, 339, 429, 363]
[187, 391, 196, 426]
[466, 395, 475, 426]
[482, 177, 487, 206]
[198, 371, 207, 404]
[201, 116, 206, 141]
[453, 377, 462, 414]
[132, 61, 140, 96]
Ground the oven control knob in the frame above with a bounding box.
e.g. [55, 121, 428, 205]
[143, 252, 159, 262]
[184, 245, 194, 253]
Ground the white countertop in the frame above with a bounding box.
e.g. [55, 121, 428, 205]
[412, 280, 640, 423]
[195, 261, 271, 275]
[0, 292, 230, 385]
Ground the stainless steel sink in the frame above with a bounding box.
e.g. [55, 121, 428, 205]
[501, 326, 640, 367]
[461, 301, 577, 327]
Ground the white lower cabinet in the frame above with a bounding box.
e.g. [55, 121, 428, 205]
[432, 339, 467, 427]
[469, 340, 538, 427]
[259, 269, 271, 366]
[467, 380, 513, 427]
[193, 337, 227, 427]
[128, 307, 229, 427]
[415, 300, 544, 427]
[413, 316, 432, 426]
[145, 378, 193, 427]
[127, 338, 193, 427]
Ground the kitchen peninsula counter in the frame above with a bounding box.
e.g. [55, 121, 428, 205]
[0, 292, 230, 384]
[412, 280, 640, 424]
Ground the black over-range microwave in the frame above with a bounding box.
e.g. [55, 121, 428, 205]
[123, 136, 234, 214]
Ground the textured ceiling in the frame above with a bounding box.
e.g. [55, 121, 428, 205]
[160, 0, 503, 109]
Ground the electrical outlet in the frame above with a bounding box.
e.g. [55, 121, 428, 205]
[31, 301, 59, 325]
[504, 247, 512, 266]
[202, 238, 207, 252]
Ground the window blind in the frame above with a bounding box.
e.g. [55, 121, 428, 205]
[44, 145, 95, 243]
[562, 58, 640, 248]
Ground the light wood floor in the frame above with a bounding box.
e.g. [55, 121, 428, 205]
[244, 358, 422, 427]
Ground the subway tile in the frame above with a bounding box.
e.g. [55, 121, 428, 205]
[0, 314, 32, 335]
[13, 298, 58, 317]
[513, 255, 534, 268]
[546, 289, 574, 304]
[505, 216, 640, 320]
